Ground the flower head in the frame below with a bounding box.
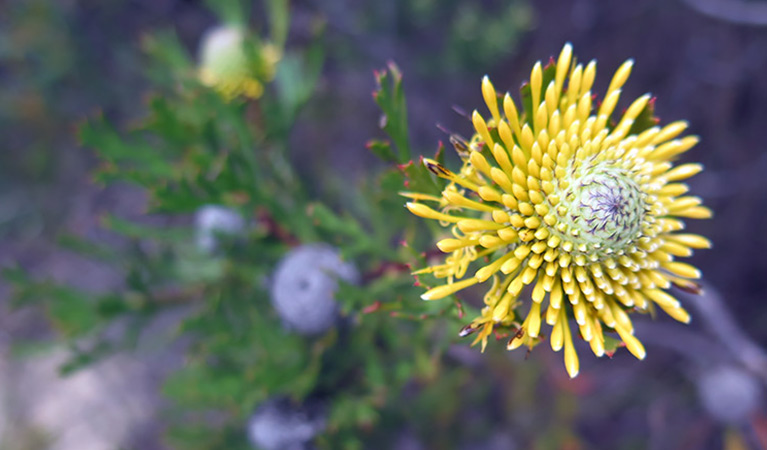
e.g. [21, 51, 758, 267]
[198, 25, 280, 100]
[271, 244, 360, 336]
[405, 44, 711, 377]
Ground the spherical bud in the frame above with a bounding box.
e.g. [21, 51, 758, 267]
[198, 25, 280, 100]
[697, 365, 762, 424]
[195, 205, 246, 254]
[270, 244, 359, 336]
[247, 399, 326, 450]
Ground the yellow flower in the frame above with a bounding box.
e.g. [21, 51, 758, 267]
[198, 25, 281, 100]
[405, 43, 711, 378]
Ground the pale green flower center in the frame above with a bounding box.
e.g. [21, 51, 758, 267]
[554, 161, 646, 255]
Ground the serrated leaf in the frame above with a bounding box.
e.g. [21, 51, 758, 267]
[603, 333, 622, 358]
[366, 139, 397, 163]
[399, 156, 443, 196]
[373, 62, 411, 163]
[627, 96, 660, 136]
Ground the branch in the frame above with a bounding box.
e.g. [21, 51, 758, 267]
[679, 0, 767, 26]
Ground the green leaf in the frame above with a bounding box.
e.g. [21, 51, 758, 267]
[627, 96, 660, 136]
[141, 30, 192, 77]
[603, 333, 622, 358]
[80, 115, 176, 183]
[366, 139, 397, 163]
[265, 0, 290, 47]
[272, 44, 325, 135]
[399, 156, 443, 197]
[204, 0, 249, 26]
[101, 214, 190, 242]
[373, 62, 412, 163]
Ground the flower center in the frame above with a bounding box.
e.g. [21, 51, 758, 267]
[555, 162, 647, 255]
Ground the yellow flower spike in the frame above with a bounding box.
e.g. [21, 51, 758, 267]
[661, 304, 691, 324]
[581, 60, 597, 94]
[436, 238, 478, 253]
[519, 124, 535, 153]
[497, 227, 519, 243]
[497, 121, 516, 152]
[406, 202, 461, 222]
[555, 43, 573, 98]
[660, 241, 694, 258]
[468, 151, 493, 178]
[566, 64, 583, 106]
[475, 252, 517, 283]
[534, 103, 550, 137]
[491, 143, 515, 175]
[545, 83, 558, 117]
[490, 167, 515, 193]
[606, 59, 634, 95]
[399, 192, 443, 202]
[503, 94, 523, 137]
[597, 89, 622, 127]
[482, 76, 501, 124]
[443, 190, 495, 213]
[652, 120, 689, 145]
[530, 62, 543, 120]
[614, 324, 647, 360]
[676, 206, 713, 219]
[472, 110, 494, 149]
[550, 307, 566, 351]
[662, 261, 702, 279]
[405, 44, 709, 377]
[492, 292, 515, 322]
[421, 278, 480, 300]
[526, 301, 543, 338]
[652, 136, 700, 160]
[663, 163, 704, 181]
[563, 317, 580, 378]
[668, 233, 712, 249]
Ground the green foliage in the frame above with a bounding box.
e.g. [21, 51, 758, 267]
[373, 63, 412, 163]
[2, 3, 491, 448]
[1, 2, 586, 448]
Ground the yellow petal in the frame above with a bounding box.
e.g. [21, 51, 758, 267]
[563, 317, 580, 378]
[667, 233, 711, 249]
[555, 43, 573, 98]
[406, 202, 461, 222]
[436, 238, 478, 253]
[482, 76, 501, 124]
[614, 324, 646, 360]
[421, 277, 480, 300]
[607, 59, 634, 95]
[526, 301, 542, 338]
[662, 261, 702, 279]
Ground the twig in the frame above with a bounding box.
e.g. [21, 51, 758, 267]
[634, 321, 723, 366]
[679, 281, 767, 381]
[678, 0, 767, 26]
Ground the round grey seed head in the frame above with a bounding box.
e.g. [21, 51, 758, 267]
[697, 365, 762, 424]
[270, 244, 359, 336]
[247, 399, 326, 450]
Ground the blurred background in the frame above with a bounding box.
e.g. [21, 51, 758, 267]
[2, 0, 767, 449]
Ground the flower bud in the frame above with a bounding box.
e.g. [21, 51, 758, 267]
[194, 205, 246, 254]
